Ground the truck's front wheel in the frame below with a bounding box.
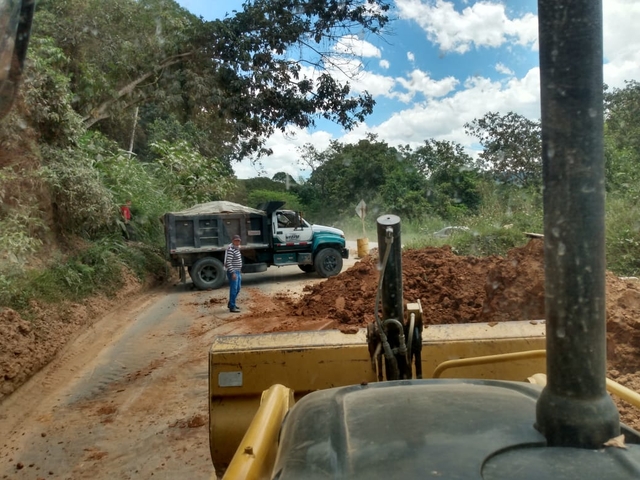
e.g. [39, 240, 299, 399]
[314, 248, 343, 278]
[191, 257, 226, 290]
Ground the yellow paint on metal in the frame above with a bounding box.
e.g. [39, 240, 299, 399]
[221, 384, 294, 480]
[523, 372, 640, 410]
[432, 350, 547, 378]
[606, 378, 640, 409]
[209, 321, 546, 469]
[356, 238, 369, 257]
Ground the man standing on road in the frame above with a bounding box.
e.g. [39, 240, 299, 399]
[224, 235, 243, 313]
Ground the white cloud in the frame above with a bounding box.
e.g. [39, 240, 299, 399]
[379, 59, 390, 69]
[315, 58, 398, 97]
[373, 69, 540, 149]
[333, 35, 382, 58]
[368, 70, 536, 149]
[235, 129, 333, 180]
[396, 0, 537, 54]
[603, 0, 640, 88]
[395, 70, 459, 102]
[495, 62, 514, 76]
[235, 67, 542, 179]
[407, 51, 415, 62]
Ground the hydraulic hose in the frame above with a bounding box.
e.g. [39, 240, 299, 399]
[375, 226, 398, 379]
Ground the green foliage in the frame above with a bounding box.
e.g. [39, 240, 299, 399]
[0, 211, 45, 263]
[0, 237, 165, 312]
[82, 132, 180, 244]
[23, 36, 85, 146]
[302, 136, 430, 221]
[43, 146, 117, 237]
[472, 180, 543, 232]
[150, 139, 235, 206]
[140, 115, 236, 168]
[410, 139, 481, 219]
[605, 80, 640, 157]
[604, 81, 640, 197]
[606, 195, 640, 276]
[465, 112, 541, 187]
[453, 227, 528, 257]
[272, 172, 298, 186]
[209, 0, 391, 155]
[379, 166, 430, 220]
[243, 177, 289, 192]
[33, 0, 390, 159]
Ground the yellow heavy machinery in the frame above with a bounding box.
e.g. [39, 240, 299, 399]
[208, 1, 640, 478]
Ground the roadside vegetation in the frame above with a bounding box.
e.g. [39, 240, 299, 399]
[2, 0, 640, 319]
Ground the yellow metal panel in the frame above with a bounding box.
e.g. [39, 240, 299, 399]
[433, 350, 547, 378]
[222, 384, 294, 480]
[209, 320, 546, 469]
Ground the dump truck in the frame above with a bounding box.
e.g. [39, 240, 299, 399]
[163, 200, 349, 290]
[208, 2, 640, 479]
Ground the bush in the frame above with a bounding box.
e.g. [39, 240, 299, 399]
[43, 145, 116, 238]
[0, 237, 166, 313]
[606, 195, 640, 276]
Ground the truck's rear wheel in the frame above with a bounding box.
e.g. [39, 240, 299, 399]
[314, 248, 343, 278]
[191, 257, 225, 290]
[299, 264, 314, 273]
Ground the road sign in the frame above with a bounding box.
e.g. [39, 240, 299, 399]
[355, 199, 367, 219]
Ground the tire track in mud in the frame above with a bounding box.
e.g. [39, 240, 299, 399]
[0, 291, 163, 438]
[0, 286, 217, 479]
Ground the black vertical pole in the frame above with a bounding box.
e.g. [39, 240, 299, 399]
[376, 215, 403, 322]
[536, 0, 620, 447]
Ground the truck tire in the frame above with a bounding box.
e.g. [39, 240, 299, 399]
[314, 248, 343, 278]
[299, 264, 315, 273]
[191, 257, 226, 290]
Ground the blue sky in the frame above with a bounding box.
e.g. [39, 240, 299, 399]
[175, 0, 640, 179]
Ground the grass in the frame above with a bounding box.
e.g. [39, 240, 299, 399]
[0, 236, 166, 316]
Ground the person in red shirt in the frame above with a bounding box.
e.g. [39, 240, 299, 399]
[119, 200, 135, 240]
[120, 200, 132, 223]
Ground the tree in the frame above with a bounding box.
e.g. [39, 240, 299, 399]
[149, 140, 235, 206]
[410, 140, 481, 219]
[247, 189, 303, 211]
[207, 0, 391, 156]
[604, 81, 640, 195]
[297, 142, 330, 175]
[465, 112, 541, 187]
[605, 81, 640, 153]
[32, 0, 391, 159]
[272, 172, 298, 187]
[303, 135, 431, 221]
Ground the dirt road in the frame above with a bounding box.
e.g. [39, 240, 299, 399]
[0, 257, 359, 480]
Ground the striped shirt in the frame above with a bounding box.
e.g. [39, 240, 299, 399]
[224, 244, 242, 272]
